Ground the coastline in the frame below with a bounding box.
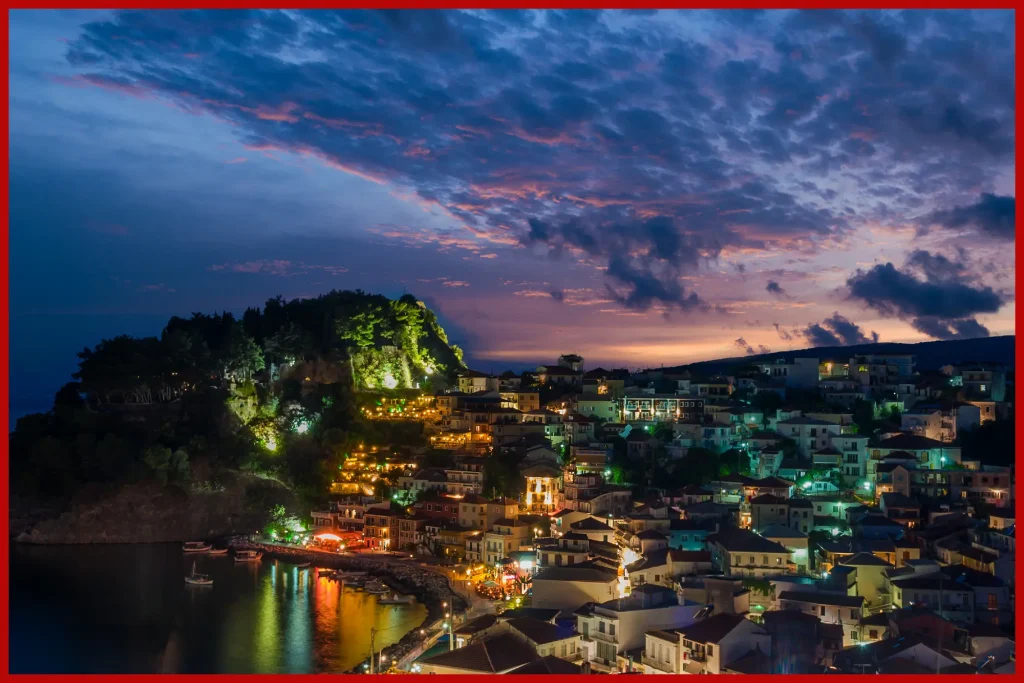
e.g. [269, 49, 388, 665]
[231, 541, 469, 673]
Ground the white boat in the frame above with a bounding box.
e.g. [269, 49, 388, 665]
[378, 592, 414, 605]
[183, 541, 211, 553]
[234, 550, 263, 562]
[207, 548, 229, 555]
[185, 561, 213, 586]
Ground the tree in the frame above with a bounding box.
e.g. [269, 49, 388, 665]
[222, 325, 265, 381]
[143, 445, 173, 484]
[263, 322, 309, 367]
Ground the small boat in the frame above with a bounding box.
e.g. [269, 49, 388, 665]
[295, 562, 310, 568]
[317, 569, 337, 578]
[185, 561, 213, 586]
[378, 592, 415, 605]
[234, 550, 262, 562]
[364, 579, 389, 594]
[183, 541, 211, 553]
[207, 548, 229, 555]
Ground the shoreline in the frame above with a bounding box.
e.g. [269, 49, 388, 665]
[231, 541, 469, 673]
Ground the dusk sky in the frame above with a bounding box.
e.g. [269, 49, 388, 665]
[9, 9, 1016, 420]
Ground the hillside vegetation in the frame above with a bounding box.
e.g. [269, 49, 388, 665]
[9, 290, 466, 510]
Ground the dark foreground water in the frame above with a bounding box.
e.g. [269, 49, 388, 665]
[9, 543, 426, 673]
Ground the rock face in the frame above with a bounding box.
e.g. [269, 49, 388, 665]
[14, 473, 295, 544]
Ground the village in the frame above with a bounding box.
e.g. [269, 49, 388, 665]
[304, 353, 1016, 674]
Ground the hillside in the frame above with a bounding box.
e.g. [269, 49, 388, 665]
[657, 335, 1015, 376]
[9, 290, 466, 532]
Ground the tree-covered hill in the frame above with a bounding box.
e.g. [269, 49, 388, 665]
[9, 290, 467, 506]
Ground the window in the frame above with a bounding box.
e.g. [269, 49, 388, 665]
[707, 645, 714, 656]
[598, 621, 606, 634]
[869, 630, 878, 639]
[851, 632, 859, 641]
[988, 594, 998, 609]
[820, 606, 826, 616]
[610, 624, 616, 637]
[850, 610, 857, 620]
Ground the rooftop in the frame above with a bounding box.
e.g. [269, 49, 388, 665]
[506, 617, 577, 645]
[506, 656, 582, 674]
[677, 613, 753, 644]
[418, 632, 536, 673]
[533, 563, 618, 583]
[778, 590, 865, 608]
[706, 528, 789, 554]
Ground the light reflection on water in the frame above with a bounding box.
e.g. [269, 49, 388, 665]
[10, 543, 425, 673]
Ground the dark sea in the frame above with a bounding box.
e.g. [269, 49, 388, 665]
[9, 543, 425, 673]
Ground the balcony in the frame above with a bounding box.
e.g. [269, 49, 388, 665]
[686, 650, 707, 663]
[586, 630, 617, 645]
[641, 655, 676, 674]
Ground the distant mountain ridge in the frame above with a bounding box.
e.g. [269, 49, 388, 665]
[656, 335, 1015, 376]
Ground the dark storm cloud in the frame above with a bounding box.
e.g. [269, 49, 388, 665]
[802, 312, 877, 347]
[59, 9, 1015, 311]
[846, 257, 1006, 340]
[904, 249, 967, 282]
[923, 194, 1015, 240]
[766, 280, 787, 297]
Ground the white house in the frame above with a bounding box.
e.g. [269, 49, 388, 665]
[576, 584, 703, 672]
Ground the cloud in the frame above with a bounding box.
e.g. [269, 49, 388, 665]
[922, 194, 1015, 240]
[441, 279, 470, 287]
[765, 280, 788, 298]
[801, 311, 877, 347]
[904, 249, 966, 282]
[56, 9, 1013, 317]
[734, 337, 755, 355]
[846, 258, 1006, 340]
[773, 322, 794, 342]
[139, 283, 176, 293]
[208, 260, 348, 276]
[757, 344, 771, 354]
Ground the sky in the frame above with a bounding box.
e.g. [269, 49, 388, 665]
[8, 9, 1017, 420]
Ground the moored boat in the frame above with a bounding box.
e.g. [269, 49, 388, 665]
[185, 561, 213, 586]
[364, 579, 389, 594]
[183, 541, 211, 553]
[378, 592, 414, 605]
[207, 548, 229, 555]
[233, 550, 262, 562]
[295, 562, 310, 568]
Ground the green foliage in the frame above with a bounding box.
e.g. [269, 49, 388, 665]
[12, 289, 464, 502]
[141, 445, 190, 485]
[226, 381, 260, 424]
[222, 325, 265, 381]
[651, 421, 675, 442]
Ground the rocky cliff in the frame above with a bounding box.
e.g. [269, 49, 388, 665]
[13, 472, 295, 544]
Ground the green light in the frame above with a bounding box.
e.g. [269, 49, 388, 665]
[265, 437, 277, 451]
[295, 419, 310, 434]
[802, 481, 812, 489]
[604, 469, 611, 477]
[831, 528, 839, 536]
[863, 481, 871, 490]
